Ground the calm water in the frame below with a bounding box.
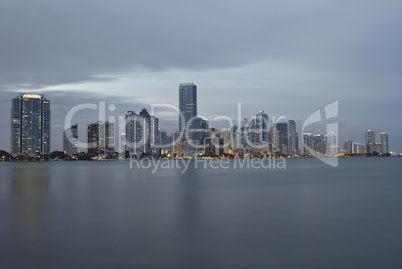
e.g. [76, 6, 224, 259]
[1, 158, 402, 269]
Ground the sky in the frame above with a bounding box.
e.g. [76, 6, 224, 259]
[0, 0, 401, 153]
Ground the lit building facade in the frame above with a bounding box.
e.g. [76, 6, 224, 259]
[380, 132, 388, 154]
[288, 120, 298, 156]
[327, 131, 338, 153]
[365, 130, 375, 154]
[204, 137, 224, 156]
[268, 127, 281, 154]
[255, 110, 269, 143]
[352, 142, 367, 154]
[303, 133, 312, 155]
[343, 140, 353, 155]
[288, 120, 296, 135]
[125, 110, 159, 156]
[288, 133, 299, 155]
[87, 121, 115, 156]
[179, 83, 197, 137]
[11, 93, 51, 156]
[276, 122, 288, 155]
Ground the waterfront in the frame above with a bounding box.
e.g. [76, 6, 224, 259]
[1, 158, 402, 268]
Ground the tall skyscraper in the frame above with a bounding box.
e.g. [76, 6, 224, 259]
[179, 83, 197, 138]
[303, 133, 312, 155]
[139, 108, 159, 154]
[125, 111, 145, 155]
[63, 124, 78, 156]
[268, 127, 281, 153]
[276, 122, 288, 155]
[159, 130, 168, 147]
[288, 120, 296, 135]
[255, 110, 269, 143]
[87, 121, 115, 156]
[380, 132, 388, 154]
[288, 133, 299, 155]
[125, 110, 159, 156]
[327, 131, 338, 154]
[288, 120, 298, 156]
[11, 93, 51, 156]
[312, 134, 326, 155]
[365, 130, 375, 154]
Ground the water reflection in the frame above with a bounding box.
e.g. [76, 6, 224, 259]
[2, 164, 50, 268]
[11, 164, 49, 193]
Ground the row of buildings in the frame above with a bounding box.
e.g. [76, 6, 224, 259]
[342, 130, 389, 155]
[172, 83, 301, 157]
[9, 88, 390, 158]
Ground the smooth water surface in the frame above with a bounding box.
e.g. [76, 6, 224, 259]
[1, 158, 402, 269]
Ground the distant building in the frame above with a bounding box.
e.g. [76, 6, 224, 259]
[352, 142, 366, 154]
[120, 132, 126, 155]
[173, 131, 183, 156]
[159, 130, 168, 147]
[288, 120, 298, 156]
[327, 131, 338, 154]
[288, 120, 296, 134]
[252, 142, 270, 156]
[125, 110, 159, 156]
[380, 132, 388, 154]
[365, 130, 375, 154]
[11, 93, 51, 156]
[255, 110, 269, 143]
[374, 143, 383, 155]
[288, 133, 299, 155]
[63, 124, 78, 156]
[312, 134, 326, 155]
[193, 117, 210, 144]
[221, 130, 232, 154]
[343, 140, 353, 155]
[179, 83, 198, 156]
[88, 121, 114, 157]
[303, 133, 312, 155]
[204, 137, 224, 156]
[139, 109, 159, 154]
[269, 127, 281, 154]
[179, 83, 197, 138]
[276, 122, 288, 155]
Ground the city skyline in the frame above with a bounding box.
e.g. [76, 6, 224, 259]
[0, 1, 401, 153]
[6, 90, 393, 158]
[2, 2, 402, 268]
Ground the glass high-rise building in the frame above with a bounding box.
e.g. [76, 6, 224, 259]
[380, 132, 388, 154]
[255, 110, 269, 143]
[179, 83, 197, 137]
[276, 122, 288, 155]
[125, 109, 159, 156]
[303, 133, 312, 155]
[139, 108, 159, 155]
[87, 121, 114, 156]
[288, 133, 299, 155]
[288, 120, 298, 156]
[11, 93, 51, 156]
[365, 130, 375, 154]
[288, 120, 296, 135]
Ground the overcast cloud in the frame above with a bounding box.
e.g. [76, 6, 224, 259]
[1, 0, 401, 152]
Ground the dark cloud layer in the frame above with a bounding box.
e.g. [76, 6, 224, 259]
[0, 0, 401, 152]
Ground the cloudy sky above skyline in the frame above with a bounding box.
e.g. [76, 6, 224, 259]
[1, 0, 401, 152]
